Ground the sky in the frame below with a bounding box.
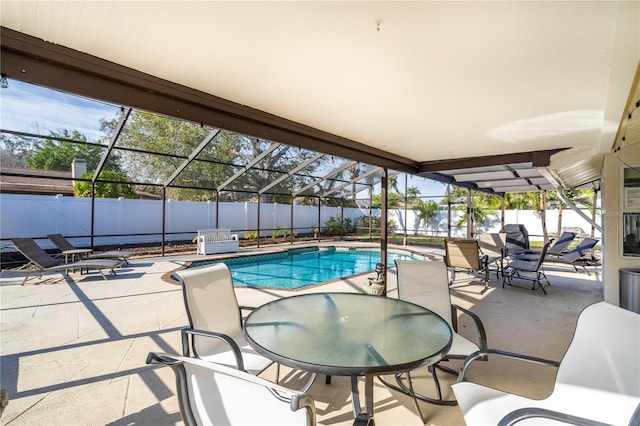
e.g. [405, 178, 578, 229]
[1, 79, 120, 141]
[0, 77, 446, 197]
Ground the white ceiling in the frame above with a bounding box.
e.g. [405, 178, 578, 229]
[1, 1, 639, 192]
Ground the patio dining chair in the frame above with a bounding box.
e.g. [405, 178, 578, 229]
[173, 263, 317, 390]
[6, 238, 123, 285]
[452, 302, 640, 426]
[146, 353, 336, 426]
[444, 238, 490, 293]
[173, 263, 274, 375]
[380, 260, 488, 406]
[478, 233, 506, 278]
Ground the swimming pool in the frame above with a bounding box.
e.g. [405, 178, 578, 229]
[187, 246, 425, 290]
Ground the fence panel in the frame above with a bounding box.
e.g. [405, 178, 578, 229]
[0, 194, 600, 248]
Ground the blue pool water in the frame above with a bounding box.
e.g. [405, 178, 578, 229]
[188, 246, 423, 290]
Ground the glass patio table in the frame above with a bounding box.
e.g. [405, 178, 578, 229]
[244, 292, 452, 418]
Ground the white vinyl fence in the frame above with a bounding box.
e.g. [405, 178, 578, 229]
[0, 194, 375, 249]
[0, 193, 601, 249]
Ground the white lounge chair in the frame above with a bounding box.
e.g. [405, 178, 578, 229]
[452, 301, 640, 425]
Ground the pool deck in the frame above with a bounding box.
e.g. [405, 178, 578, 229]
[0, 241, 604, 425]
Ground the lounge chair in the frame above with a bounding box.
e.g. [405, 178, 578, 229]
[503, 239, 553, 295]
[7, 238, 123, 285]
[444, 238, 490, 293]
[515, 231, 577, 261]
[47, 234, 133, 264]
[379, 260, 488, 409]
[146, 353, 334, 426]
[543, 237, 600, 274]
[452, 302, 640, 426]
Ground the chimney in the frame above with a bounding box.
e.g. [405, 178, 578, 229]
[72, 158, 87, 182]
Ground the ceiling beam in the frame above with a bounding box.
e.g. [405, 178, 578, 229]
[417, 149, 564, 173]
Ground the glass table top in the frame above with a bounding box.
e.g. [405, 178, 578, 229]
[244, 292, 453, 375]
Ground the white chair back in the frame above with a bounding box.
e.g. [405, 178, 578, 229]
[148, 353, 316, 426]
[556, 302, 640, 397]
[395, 260, 453, 327]
[174, 263, 243, 357]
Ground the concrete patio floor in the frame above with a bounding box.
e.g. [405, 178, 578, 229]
[0, 243, 604, 425]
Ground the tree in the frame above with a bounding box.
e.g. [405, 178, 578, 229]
[371, 192, 403, 209]
[102, 112, 326, 202]
[74, 170, 136, 198]
[413, 199, 439, 236]
[405, 186, 420, 207]
[28, 130, 123, 172]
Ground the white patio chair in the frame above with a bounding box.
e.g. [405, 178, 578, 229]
[173, 263, 274, 375]
[380, 260, 488, 407]
[146, 353, 319, 426]
[452, 302, 640, 426]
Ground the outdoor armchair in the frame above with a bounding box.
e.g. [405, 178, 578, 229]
[47, 233, 133, 264]
[444, 238, 490, 293]
[173, 263, 274, 375]
[452, 301, 640, 426]
[7, 238, 123, 285]
[146, 353, 332, 426]
[381, 260, 488, 407]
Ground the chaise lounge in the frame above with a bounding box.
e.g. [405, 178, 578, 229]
[47, 234, 133, 264]
[6, 238, 124, 285]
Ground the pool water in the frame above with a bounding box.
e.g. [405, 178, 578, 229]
[188, 247, 423, 290]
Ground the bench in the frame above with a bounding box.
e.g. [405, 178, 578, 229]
[196, 229, 239, 255]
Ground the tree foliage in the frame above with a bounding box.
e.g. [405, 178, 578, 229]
[30, 130, 117, 171]
[74, 170, 136, 198]
[101, 111, 326, 202]
[413, 199, 439, 234]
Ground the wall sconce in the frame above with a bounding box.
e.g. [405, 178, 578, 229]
[0, 73, 8, 89]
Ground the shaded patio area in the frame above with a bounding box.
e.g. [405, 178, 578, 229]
[0, 243, 603, 425]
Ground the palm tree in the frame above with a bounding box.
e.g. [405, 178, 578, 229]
[413, 199, 439, 237]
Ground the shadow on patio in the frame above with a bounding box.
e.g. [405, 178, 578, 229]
[0, 250, 603, 425]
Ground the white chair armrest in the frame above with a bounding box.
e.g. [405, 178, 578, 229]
[498, 407, 614, 426]
[457, 348, 560, 382]
[181, 327, 245, 371]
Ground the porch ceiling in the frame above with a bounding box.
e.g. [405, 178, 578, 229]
[1, 1, 638, 193]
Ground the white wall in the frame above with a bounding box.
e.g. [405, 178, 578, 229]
[1, 193, 601, 251]
[389, 208, 601, 240]
[0, 194, 370, 248]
